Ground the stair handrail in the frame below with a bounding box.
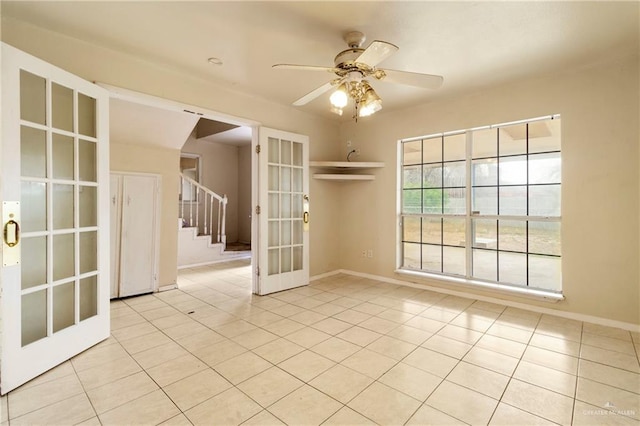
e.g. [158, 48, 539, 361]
[179, 173, 227, 246]
[180, 173, 226, 203]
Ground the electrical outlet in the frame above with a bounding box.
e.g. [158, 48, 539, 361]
[367, 249, 373, 258]
[347, 140, 352, 147]
[361, 250, 367, 258]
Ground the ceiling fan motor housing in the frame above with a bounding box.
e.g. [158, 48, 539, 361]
[334, 48, 374, 77]
[333, 31, 374, 77]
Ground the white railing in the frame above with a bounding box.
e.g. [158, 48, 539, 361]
[179, 173, 227, 246]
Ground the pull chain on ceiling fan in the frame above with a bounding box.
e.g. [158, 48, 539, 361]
[273, 31, 444, 121]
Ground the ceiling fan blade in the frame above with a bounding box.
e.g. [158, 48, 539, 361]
[292, 81, 335, 106]
[378, 69, 444, 89]
[273, 64, 337, 73]
[356, 40, 399, 67]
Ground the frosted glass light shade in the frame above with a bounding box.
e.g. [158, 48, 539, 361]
[330, 84, 348, 108]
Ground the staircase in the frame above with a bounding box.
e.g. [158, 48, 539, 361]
[177, 173, 251, 268]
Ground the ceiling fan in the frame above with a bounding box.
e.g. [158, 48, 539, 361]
[273, 31, 444, 119]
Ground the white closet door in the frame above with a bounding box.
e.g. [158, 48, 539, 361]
[119, 175, 158, 297]
[109, 175, 122, 299]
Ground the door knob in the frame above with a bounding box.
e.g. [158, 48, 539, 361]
[4, 219, 19, 247]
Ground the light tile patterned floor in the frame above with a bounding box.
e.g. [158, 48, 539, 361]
[3, 259, 640, 425]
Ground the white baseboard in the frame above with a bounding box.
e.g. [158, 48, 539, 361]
[310, 270, 344, 281]
[310, 269, 640, 333]
[158, 284, 177, 292]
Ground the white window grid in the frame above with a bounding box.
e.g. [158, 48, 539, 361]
[399, 115, 561, 292]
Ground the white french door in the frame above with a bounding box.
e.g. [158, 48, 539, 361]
[0, 43, 110, 394]
[255, 128, 309, 295]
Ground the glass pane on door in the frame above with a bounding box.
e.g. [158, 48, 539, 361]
[21, 236, 47, 290]
[267, 137, 305, 276]
[52, 83, 74, 132]
[53, 184, 74, 229]
[80, 231, 97, 274]
[52, 133, 74, 180]
[52, 282, 75, 333]
[78, 94, 96, 138]
[20, 70, 46, 125]
[21, 182, 47, 232]
[53, 233, 75, 281]
[22, 290, 47, 346]
[18, 67, 101, 347]
[79, 186, 97, 227]
[79, 140, 97, 182]
[79, 276, 98, 321]
[21, 126, 47, 178]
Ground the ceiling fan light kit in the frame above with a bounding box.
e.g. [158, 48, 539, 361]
[329, 83, 349, 108]
[273, 30, 444, 122]
[329, 78, 383, 119]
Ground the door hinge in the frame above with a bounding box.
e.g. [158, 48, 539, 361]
[256, 267, 260, 277]
[255, 145, 261, 154]
[255, 205, 261, 215]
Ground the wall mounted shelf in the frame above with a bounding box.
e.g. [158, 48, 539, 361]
[310, 161, 385, 181]
[313, 174, 376, 181]
[309, 161, 385, 169]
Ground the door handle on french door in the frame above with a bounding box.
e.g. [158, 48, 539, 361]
[303, 194, 310, 230]
[3, 219, 19, 247]
[2, 201, 21, 265]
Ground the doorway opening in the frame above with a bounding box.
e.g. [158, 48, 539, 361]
[179, 120, 252, 256]
[103, 84, 258, 292]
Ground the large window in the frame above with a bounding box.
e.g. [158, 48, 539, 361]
[400, 116, 561, 293]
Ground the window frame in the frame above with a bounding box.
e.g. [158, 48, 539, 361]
[397, 115, 562, 296]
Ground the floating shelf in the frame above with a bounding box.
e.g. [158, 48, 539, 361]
[310, 161, 384, 182]
[309, 161, 385, 169]
[313, 174, 376, 181]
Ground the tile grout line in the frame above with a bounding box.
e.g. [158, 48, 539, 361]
[570, 321, 586, 426]
[485, 311, 544, 425]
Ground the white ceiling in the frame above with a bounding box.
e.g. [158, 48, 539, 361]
[3, 1, 638, 120]
[199, 126, 253, 147]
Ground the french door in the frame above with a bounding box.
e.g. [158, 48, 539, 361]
[256, 128, 309, 295]
[1, 43, 110, 394]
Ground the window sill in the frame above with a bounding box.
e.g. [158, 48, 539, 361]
[395, 268, 564, 303]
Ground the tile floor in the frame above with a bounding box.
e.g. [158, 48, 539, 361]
[2, 259, 639, 425]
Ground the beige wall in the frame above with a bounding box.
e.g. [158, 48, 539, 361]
[2, 17, 342, 279]
[337, 54, 640, 325]
[110, 143, 180, 288]
[238, 145, 252, 243]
